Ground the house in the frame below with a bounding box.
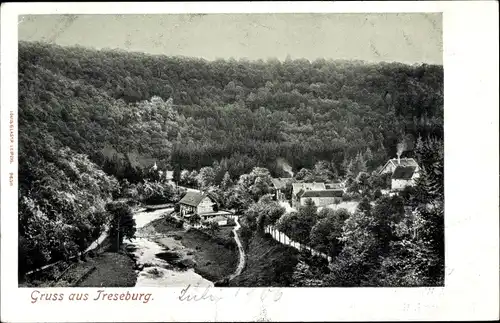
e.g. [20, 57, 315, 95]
[391, 165, 419, 191]
[178, 191, 234, 223]
[165, 170, 174, 184]
[292, 182, 326, 207]
[271, 178, 294, 201]
[298, 189, 344, 207]
[379, 157, 419, 175]
[378, 157, 420, 191]
[178, 191, 216, 218]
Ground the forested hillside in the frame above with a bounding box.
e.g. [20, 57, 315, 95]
[18, 41, 443, 276]
[19, 41, 443, 180]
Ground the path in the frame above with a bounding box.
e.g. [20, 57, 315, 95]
[228, 216, 245, 281]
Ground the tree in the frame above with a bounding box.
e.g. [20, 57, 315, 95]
[277, 198, 318, 244]
[197, 166, 216, 189]
[225, 186, 252, 214]
[106, 202, 136, 252]
[188, 213, 201, 226]
[207, 221, 220, 234]
[364, 147, 375, 170]
[173, 166, 181, 185]
[310, 208, 350, 257]
[312, 160, 335, 182]
[221, 171, 233, 190]
[298, 198, 317, 220]
[295, 168, 312, 181]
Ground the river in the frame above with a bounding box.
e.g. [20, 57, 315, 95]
[124, 208, 214, 288]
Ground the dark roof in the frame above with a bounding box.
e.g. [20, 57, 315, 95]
[179, 191, 210, 207]
[300, 189, 344, 198]
[392, 166, 417, 180]
[394, 158, 418, 167]
[379, 158, 419, 175]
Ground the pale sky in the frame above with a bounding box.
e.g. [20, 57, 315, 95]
[18, 13, 442, 65]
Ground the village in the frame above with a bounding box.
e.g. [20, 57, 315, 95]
[15, 17, 445, 290]
[151, 152, 421, 230]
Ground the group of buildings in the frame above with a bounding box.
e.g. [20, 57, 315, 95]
[271, 156, 421, 209]
[271, 178, 346, 208]
[166, 155, 421, 221]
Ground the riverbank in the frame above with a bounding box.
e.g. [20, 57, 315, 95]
[148, 216, 238, 283]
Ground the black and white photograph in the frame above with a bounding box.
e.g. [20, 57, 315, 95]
[1, 2, 498, 322]
[16, 12, 445, 289]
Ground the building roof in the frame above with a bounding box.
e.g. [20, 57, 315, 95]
[391, 166, 417, 180]
[325, 182, 345, 190]
[379, 158, 419, 175]
[271, 178, 293, 190]
[300, 189, 344, 198]
[179, 191, 211, 207]
[292, 182, 326, 195]
[166, 171, 174, 180]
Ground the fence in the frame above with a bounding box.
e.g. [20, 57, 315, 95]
[24, 228, 111, 282]
[264, 225, 333, 263]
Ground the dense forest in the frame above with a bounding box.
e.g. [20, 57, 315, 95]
[18, 41, 444, 280]
[19, 41, 443, 180]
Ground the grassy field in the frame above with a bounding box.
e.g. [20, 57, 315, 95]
[229, 232, 299, 287]
[77, 252, 137, 287]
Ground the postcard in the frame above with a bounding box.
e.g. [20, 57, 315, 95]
[1, 1, 498, 322]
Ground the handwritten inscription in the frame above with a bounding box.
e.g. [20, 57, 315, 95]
[179, 284, 283, 304]
[179, 284, 222, 303]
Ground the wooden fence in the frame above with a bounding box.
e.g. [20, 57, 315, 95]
[264, 225, 333, 263]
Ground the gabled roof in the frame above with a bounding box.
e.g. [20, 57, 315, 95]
[379, 158, 419, 175]
[271, 178, 293, 190]
[179, 191, 211, 207]
[301, 189, 344, 198]
[292, 182, 326, 195]
[392, 166, 417, 180]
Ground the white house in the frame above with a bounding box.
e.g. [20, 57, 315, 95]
[379, 157, 419, 175]
[178, 191, 235, 224]
[391, 165, 420, 191]
[378, 157, 420, 191]
[271, 178, 294, 201]
[178, 191, 216, 217]
[292, 182, 326, 207]
[298, 189, 344, 207]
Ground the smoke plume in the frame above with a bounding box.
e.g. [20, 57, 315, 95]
[396, 141, 407, 158]
[277, 158, 294, 177]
